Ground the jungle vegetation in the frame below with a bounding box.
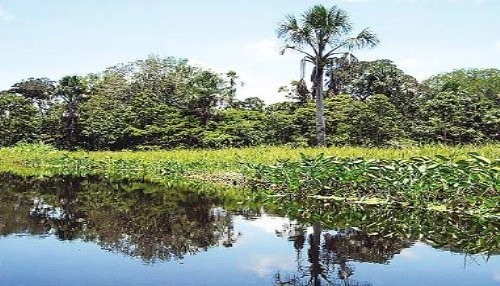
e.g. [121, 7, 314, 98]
[0, 56, 498, 150]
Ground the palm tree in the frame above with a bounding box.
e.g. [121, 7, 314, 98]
[278, 5, 379, 146]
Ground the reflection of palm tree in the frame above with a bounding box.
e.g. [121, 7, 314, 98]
[308, 222, 324, 286]
[293, 227, 306, 275]
[273, 222, 377, 286]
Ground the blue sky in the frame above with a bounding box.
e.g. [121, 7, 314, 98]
[0, 0, 499, 102]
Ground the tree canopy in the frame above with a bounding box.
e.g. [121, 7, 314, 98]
[1, 54, 498, 150]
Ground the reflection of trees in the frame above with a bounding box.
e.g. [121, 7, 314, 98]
[274, 222, 406, 286]
[0, 173, 236, 262]
[267, 197, 500, 256]
[323, 228, 413, 264]
[269, 196, 499, 286]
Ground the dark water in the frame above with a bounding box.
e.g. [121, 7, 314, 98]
[0, 173, 498, 286]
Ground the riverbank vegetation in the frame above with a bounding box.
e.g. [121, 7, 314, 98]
[0, 58, 498, 150]
[0, 144, 498, 217]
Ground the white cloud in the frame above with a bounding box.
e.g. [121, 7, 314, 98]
[188, 58, 224, 72]
[240, 254, 296, 277]
[246, 214, 293, 234]
[395, 58, 430, 81]
[397, 249, 421, 261]
[397, 58, 422, 70]
[495, 41, 500, 50]
[0, 5, 14, 22]
[493, 272, 500, 282]
[181, 38, 305, 103]
[224, 38, 304, 102]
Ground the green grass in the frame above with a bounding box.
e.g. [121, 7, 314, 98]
[1, 143, 498, 171]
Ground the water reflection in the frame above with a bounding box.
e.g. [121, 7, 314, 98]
[0, 173, 498, 285]
[0, 173, 237, 262]
[273, 223, 402, 286]
[267, 197, 500, 286]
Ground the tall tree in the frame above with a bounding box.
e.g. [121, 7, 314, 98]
[278, 4, 379, 146]
[9, 78, 55, 114]
[54, 76, 87, 149]
[0, 93, 40, 146]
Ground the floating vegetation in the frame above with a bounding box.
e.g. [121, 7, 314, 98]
[250, 153, 499, 217]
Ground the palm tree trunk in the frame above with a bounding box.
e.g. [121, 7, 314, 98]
[315, 64, 326, 146]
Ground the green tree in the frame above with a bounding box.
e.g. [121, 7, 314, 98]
[278, 4, 379, 146]
[348, 95, 403, 146]
[416, 91, 492, 143]
[420, 69, 500, 143]
[54, 76, 88, 149]
[201, 108, 266, 148]
[0, 93, 40, 146]
[232, 97, 265, 111]
[187, 70, 236, 125]
[278, 80, 312, 105]
[324, 95, 356, 145]
[9, 77, 55, 114]
[79, 94, 132, 150]
[423, 68, 500, 103]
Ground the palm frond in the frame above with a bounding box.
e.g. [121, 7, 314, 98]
[277, 15, 312, 47]
[301, 5, 353, 46]
[303, 5, 328, 28]
[346, 28, 380, 50]
[327, 7, 352, 35]
[277, 5, 379, 62]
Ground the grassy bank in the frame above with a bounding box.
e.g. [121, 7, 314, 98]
[1, 143, 498, 171]
[0, 144, 498, 217]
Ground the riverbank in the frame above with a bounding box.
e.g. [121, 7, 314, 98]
[0, 144, 498, 218]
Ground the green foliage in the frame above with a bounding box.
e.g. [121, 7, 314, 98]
[266, 199, 500, 255]
[79, 93, 132, 150]
[1, 173, 497, 262]
[9, 77, 55, 113]
[0, 93, 40, 146]
[416, 91, 497, 143]
[0, 174, 236, 261]
[250, 153, 499, 216]
[1, 144, 497, 216]
[417, 69, 500, 144]
[330, 60, 421, 126]
[202, 108, 266, 148]
[0, 54, 498, 149]
[423, 68, 500, 102]
[231, 97, 265, 111]
[277, 4, 379, 145]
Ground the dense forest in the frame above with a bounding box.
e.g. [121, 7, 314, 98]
[0, 55, 498, 150]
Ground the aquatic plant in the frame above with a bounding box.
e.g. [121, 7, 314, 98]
[250, 153, 499, 216]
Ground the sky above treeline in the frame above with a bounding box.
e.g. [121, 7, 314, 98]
[0, 0, 499, 102]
